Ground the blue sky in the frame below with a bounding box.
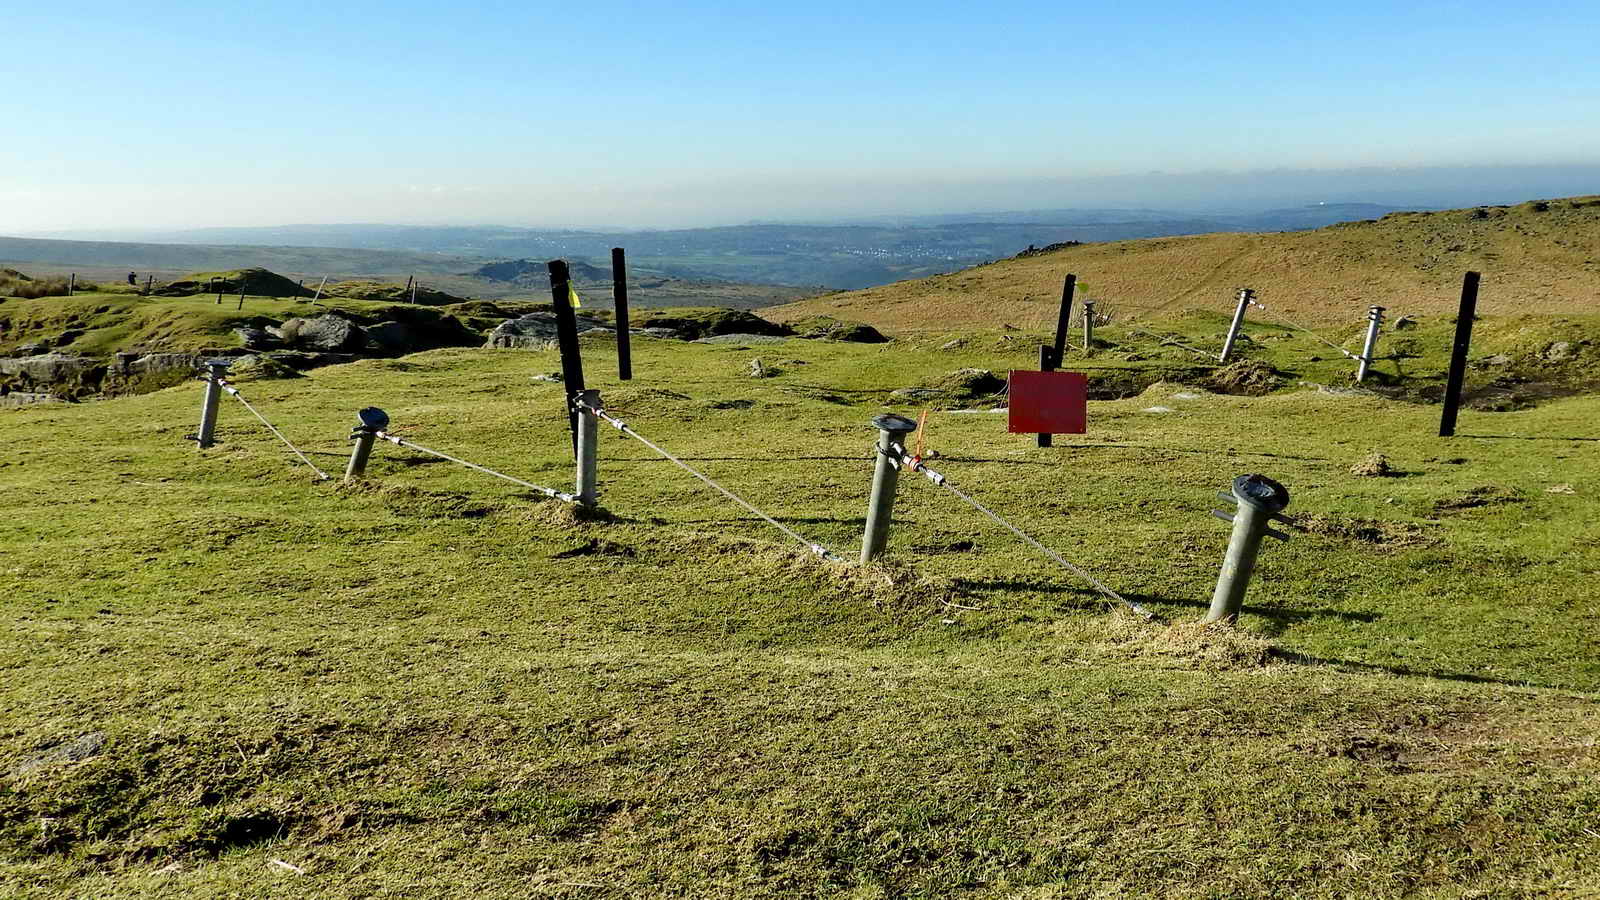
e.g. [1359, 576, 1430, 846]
[2, 0, 1597, 229]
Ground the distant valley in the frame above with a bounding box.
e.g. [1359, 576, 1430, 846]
[12, 202, 1416, 293]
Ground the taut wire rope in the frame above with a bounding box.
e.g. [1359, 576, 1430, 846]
[578, 400, 839, 561]
[886, 442, 1153, 619]
[373, 431, 576, 502]
[214, 377, 330, 480]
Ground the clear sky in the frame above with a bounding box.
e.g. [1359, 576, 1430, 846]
[3, 0, 1597, 231]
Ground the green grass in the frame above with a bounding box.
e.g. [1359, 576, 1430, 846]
[0, 292, 446, 357]
[3, 331, 1599, 897]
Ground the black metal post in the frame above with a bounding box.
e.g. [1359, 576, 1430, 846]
[547, 259, 587, 455]
[1052, 273, 1076, 363]
[613, 247, 632, 381]
[1438, 271, 1481, 438]
[1036, 344, 1055, 448]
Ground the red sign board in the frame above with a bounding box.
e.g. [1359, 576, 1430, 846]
[1007, 370, 1087, 435]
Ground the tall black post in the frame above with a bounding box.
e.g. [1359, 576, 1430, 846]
[1036, 344, 1055, 448]
[612, 247, 632, 381]
[1052, 274, 1076, 363]
[1438, 271, 1481, 438]
[547, 260, 587, 455]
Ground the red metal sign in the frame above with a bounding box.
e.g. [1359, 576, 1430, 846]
[1007, 370, 1087, 435]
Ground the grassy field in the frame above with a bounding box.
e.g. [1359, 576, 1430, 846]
[3, 323, 1599, 897]
[0, 292, 439, 358]
[768, 197, 1600, 331]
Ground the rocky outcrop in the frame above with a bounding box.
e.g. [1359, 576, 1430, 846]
[274, 315, 364, 352]
[0, 354, 108, 398]
[234, 326, 282, 351]
[633, 308, 789, 341]
[487, 312, 610, 348]
[787, 316, 888, 343]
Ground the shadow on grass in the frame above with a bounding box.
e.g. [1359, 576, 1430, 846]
[974, 444, 1332, 462]
[1265, 648, 1587, 693]
[1456, 433, 1600, 442]
[953, 577, 1104, 611]
[607, 455, 870, 463]
[1117, 591, 1383, 634]
[389, 456, 451, 468]
[668, 514, 869, 527]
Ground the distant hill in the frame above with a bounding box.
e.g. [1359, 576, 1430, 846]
[15, 202, 1424, 291]
[765, 197, 1600, 332]
[472, 259, 610, 285]
[0, 237, 816, 310]
[0, 235, 457, 278]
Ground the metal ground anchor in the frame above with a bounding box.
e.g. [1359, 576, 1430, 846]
[193, 359, 232, 449]
[345, 407, 389, 482]
[1219, 288, 1255, 363]
[1204, 473, 1292, 624]
[574, 389, 601, 506]
[1356, 305, 1386, 383]
[860, 413, 920, 564]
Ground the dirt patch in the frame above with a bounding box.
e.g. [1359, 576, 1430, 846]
[1298, 514, 1436, 548]
[1205, 359, 1281, 396]
[1289, 731, 1410, 769]
[1433, 485, 1525, 513]
[7, 732, 106, 778]
[1348, 452, 1394, 477]
[348, 484, 499, 520]
[1459, 378, 1591, 412]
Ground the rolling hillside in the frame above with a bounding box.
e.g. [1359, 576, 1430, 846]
[767, 197, 1600, 331]
[0, 237, 814, 309]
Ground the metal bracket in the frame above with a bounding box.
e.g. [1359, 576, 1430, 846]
[876, 444, 904, 469]
[1217, 491, 1238, 506]
[1210, 509, 1236, 523]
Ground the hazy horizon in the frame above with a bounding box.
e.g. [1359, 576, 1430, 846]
[8, 164, 1599, 238]
[5, 2, 1597, 234]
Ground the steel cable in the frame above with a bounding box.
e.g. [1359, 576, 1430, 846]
[1247, 306, 1363, 360]
[374, 431, 576, 502]
[888, 443, 1152, 619]
[581, 401, 839, 561]
[216, 380, 330, 480]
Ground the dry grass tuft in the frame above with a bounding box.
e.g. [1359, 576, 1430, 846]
[1348, 451, 1394, 477]
[520, 499, 616, 527]
[1083, 610, 1277, 671]
[738, 545, 959, 614]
